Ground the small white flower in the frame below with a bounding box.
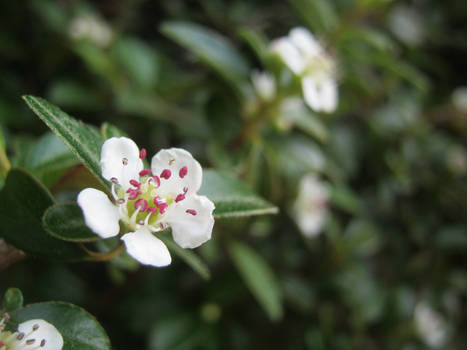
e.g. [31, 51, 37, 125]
[292, 174, 328, 237]
[251, 70, 276, 101]
[69, 15, 112, 47]
[271, 27, 338, 113]
[77, 137, 215, 267]
[414, 302, 448, 348]
[0, 314, 63, 350]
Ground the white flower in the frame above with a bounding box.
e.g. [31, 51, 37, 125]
[0, 314, 63, 350]
[77, 137, 215, 267]
[69, 15, 112, 47]
[292, 174, 329, 237]
[251, 70, 276, 101]
[414, 302, 448, 348]
[271, 27, 338, 113]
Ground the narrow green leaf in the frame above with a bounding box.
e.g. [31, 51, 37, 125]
[0, 168, 86, 260]
[101, 122, 128, 139]
[11, 302, 111, 350]
[199, 170, 278, 218]
[161, 21, 250, 96]
[228, 241, 283, 321]
[43, 203, 99, 242]
[159, 234, 210, 280]
[2, 288, 23, 312]
[289, 0, 338, 34]
[22, 96, 107, 189]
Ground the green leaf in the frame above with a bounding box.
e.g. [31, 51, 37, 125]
[113, 37, 159, 89]
[43, 203, 99, 242]
[22, 96, 107, 189]
[289, 0, 338, 34]
[0, 168, 86, 260]
[101, 122, 128, 139]
[199, 170, 278, 218]
[2, 288, 23, 312]
[228, 241, 283, 321]
[10, 302, 111, 350]
[159, 234, 210, 280]
[238, 28, 270, 66]
[161, 21, 250, 97]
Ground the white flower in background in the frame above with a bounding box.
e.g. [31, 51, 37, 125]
[77, 137, 215, 267]
[292, 174, 329, 237]
[271, 27, 338, 113]
[414, 302, 448, 348]
[0, 314, 63, 350]
[452, 86, 467, 113]
[69, 15, 112, 47]
[251, 70, 276, 101]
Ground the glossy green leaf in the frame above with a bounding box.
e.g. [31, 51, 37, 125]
[22, 96, 107, 189]
[159, 234, 210, 280]
[228, 241, 283, 321]
[0, 168, 86, 260]
[161, 21, 250, 96]
[2, 288, 23, 312]
[43, 203, 99, 242]
[101, 122, 128, 139]
[11, 302, 111, 350]
[199, 170, 278, 218]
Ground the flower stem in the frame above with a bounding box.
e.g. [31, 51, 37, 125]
[81, 243, 125, 261]
[0, 147, 10, 180]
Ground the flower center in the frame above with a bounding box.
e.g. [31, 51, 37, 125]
[0, 315, 47, 350]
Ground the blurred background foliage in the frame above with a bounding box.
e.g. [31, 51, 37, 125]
[1, 0, 467, 349]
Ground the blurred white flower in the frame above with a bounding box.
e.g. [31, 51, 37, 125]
[414, 302, 448, 348]
[251, 70, 276, 101]
[69, 15, 113, 47]
[293, 174, 329, 237]
[389, 5, 424, 46]
[271, 27, 338, 113]
[452, 86, 467, 113]
[78, 137, 215, 267]
[0, 314, 63, 350]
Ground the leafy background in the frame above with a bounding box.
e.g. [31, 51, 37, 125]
[1, 0, 467, 349]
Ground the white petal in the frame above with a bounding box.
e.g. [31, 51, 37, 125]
[289, 27, 323, 58]
[18, 319, 63, 350]
[101, 137, 143, 190]
[271, 37, 305, 74]
[166, 195, 215, 249]
[320, 78, 338, 113]
[302, 76, 322, 112]
[121, 228, 171, 267]
[77, 188, 120, 238]
[151, 148, 202, 197]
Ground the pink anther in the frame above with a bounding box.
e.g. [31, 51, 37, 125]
[152, 176, 161, 187]
[139, 148, 147, 159]
[129, 179, 141, 188]
[160, 169, 171, 179]
[179, 166, 188, 178]
[134, 198, 148, 212]
[139, 169, 151, 176]
[158, 202, 168, 214]
[186, 209, 197, 216]
[128, 189, 141, 200]
[147, 207, 157, 214]
[175, 194, 185, 203]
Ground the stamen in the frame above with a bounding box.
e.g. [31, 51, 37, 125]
[0, 341, 4, 347]
[122, 157, 128, 165]
[158, 202, 168, 214]
[153, 176, 160, 187]
[26, 339, 36, 345]
[138, 219, 144, 226]
[175, 194, 185, 202]
[147, 207, 157, 214]
[41, 339, 46, 347]
[117, 198, 125, 204]
[111, 183, 119, 201]
[139, 148, 147, 159]
[160, 169, 171, 180]
[169, 158, 175, 165]
[17, 333, 25, 340]
[139, 169, 151, 177]
[32, 324, 40, 331]
[186, 209, 197, 216]
[183, 187, 188, 194]
[160, 223, 167, 230]
[129, 180, 141, 188]
[134, 199, 148, 212]
[179, 166, 188, 178]
[110, 177, 118, 184]
[128, 189, 141, 200]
